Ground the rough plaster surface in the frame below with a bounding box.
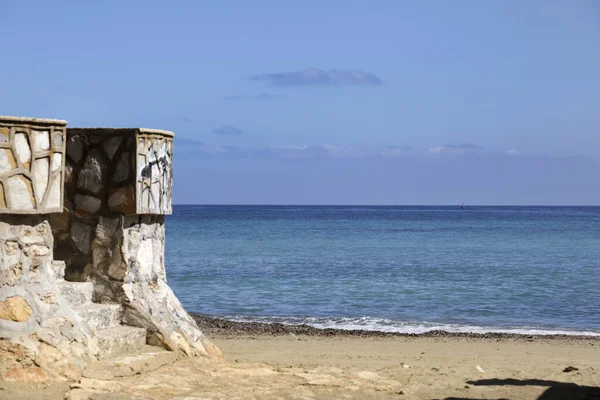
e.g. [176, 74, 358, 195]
[121, 216, 212, 356]
[0, 216, 98, 382]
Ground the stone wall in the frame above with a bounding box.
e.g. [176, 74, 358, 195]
[1, 119, 219, 383]
[0, 216, 97, 382]
[65, 128, 172, 217]
[0, 117, 66, 214]
[136, 132, 173, 214]
[121, 216, 216, 356]
[54, 128, 173, 276]
[52, 128, 216, 357]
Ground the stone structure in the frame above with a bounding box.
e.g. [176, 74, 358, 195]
[0, 117, 66, 213]
[0, 216, 98, 382]
[0, 118, 218, 384]
[65, 128, 173, 216]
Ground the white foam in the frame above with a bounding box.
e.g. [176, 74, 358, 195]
[224, 315, 600, 336]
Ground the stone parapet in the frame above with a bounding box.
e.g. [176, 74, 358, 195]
[0, 117, 66, 214]
[66, 128, 173, 216]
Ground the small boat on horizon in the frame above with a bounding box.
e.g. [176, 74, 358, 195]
[461, 202, 466, 209]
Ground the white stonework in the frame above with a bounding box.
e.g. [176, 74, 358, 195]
[0, 117, 66, 214]
[0, 149, 14, 174]
[1, 121, 218, 383]
[52, 153, 62, 172]
[0, 217, 99, 382]
[14, 133, 31, 167]
[32, 130, 50, 153]
[6, 176, 34, 210]
[32, 158, 49, 206]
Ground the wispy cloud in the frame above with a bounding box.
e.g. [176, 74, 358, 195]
[254, 92, 283, 100]
[428, 144, 483, 155]
[251, 68, 383, 87]
[224, 92, 283, 101]
[447, 144, 482, 150]
[213, 125, 243, 135]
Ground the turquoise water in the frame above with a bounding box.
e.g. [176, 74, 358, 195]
[165, 206, 600, 335]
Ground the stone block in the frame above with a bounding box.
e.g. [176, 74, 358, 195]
[58, 281, 93, 306]
[74, 303, 121, 330]
[67, 128, 173, 215]
[95, 326, 147, 360]
[0, 117, 66, 214]
[52, 260, 66, 280]
[0, 296, 33, 322]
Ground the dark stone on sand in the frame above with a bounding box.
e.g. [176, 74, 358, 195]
[191, 314, 600, 342]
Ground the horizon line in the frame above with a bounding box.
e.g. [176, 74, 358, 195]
[170, 203, 600, 207]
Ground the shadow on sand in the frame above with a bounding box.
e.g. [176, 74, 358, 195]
[442, 378, 600, 400]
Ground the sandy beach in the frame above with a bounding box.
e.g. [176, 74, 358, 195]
[212, 334, 600, 399]
[2, 317, 599, 399]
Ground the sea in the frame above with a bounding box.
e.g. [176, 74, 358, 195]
[165, 205, 600, 336]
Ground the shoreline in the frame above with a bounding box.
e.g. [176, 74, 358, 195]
[192, 314, 600, 342]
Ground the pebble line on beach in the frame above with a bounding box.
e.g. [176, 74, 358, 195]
[191, 314, 600, 342]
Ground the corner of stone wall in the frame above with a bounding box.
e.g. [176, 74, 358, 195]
[0, 216, 98, 383]
[119, 215, 221, 358]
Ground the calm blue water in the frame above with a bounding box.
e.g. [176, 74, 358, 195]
[165, 206, 600, 335]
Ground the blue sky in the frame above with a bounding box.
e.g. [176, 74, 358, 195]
[1, 0, 599, 204]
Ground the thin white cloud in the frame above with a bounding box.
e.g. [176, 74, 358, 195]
[428, 146, 445, 154]
[213, 125, 243, 135]
[251, 68, 383, 87]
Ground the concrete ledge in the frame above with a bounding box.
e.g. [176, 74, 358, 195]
[68, 128, 174, 137]
[0, 116, 67, 125]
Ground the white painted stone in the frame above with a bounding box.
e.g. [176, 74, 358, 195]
[14, 132, 31, 167]
[32, 157, 50, 206]
[141, 187, 150, 210]
[0, 218, 100, 377]
[150, 181, 160, 211]
[159, 141, 167, 159]
[137, 238, 154, 278]
[52, 132, 63, 148]
[0, 148, 15, 174]
[147, 145, 157, 164]
[5, 175, 34, 210]
[45, 177, 61, 209]
[52, 153, 63, 172]
[32, 130, 50, 152]
[137, 154, 146, 180]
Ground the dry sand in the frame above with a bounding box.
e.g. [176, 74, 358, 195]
[213, 333, 600, 399]
[1, 319, 599, 399]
